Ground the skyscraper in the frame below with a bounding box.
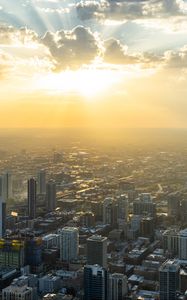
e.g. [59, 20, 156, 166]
[84, 265, 108, 300]
[133, 193, 156, 217]
[46, 180, 56, 212]
[167, 192, 180, 220]
[28, 178, 37, 219]
[103, 197, 117, 225]
[58, 227, 79, 261]
[109, 273, 128, 300]
[87, 235, 107, 268]
[117, 194, 128, 221]
[37, 170, 46, 195]
[159, 260, 180, 300]
[163, 228, 179, 257]
[140, 217, 154, 240]
[0, 172, 12, 202]
[0, 177, 6, 238]
[179, 228, 187, 260]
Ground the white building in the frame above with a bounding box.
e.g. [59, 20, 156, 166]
[179, 228, 187, 260]
[39, 275, 61, 294]
[109, 273, 128, 300]
[2, 284, 33, 300]
[58, 227, 79, 261]
[42, 234, 60, 249]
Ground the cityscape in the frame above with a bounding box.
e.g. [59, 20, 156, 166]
[1, 0, 187, 299]
[0, 130, 186, 299]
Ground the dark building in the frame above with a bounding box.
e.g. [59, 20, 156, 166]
[181, 199, 187, 224]
[167, 192, 180, 220]
[140, 217, 154, 240]
[159, 260, 180, 300]
[25, 238, 42, 268]
[84, 265, 108, 300]
[37, 170, 46, 195]
[79, 211, 95, 227]
[0, 177, 6, 238]
[87, 235, 107, 268]
[28, 178, 37, 219]
[0, 239, 25, 268]
[46, 180, 56, 212]
[133, 199, 156, 217]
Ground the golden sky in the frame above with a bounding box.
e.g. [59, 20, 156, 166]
[1, 0, 187, 128]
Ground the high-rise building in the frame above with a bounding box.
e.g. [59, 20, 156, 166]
[103, 197, 117, 225]
[84, 264, 108, 300]
[25, 238, 42, 268]
[109, 273, 128, 300]
[37, 170, 46, 195]
[0, 198, 6, 238]
[140, 217, 154, 240]
[181, 199, 187, 223]
[87, 235, 107, 268]
[133, 193, 156, 217]
[167, 192, 180, 219]
[0, 239, 25, 268]
[159, 260, 180, 300]
[0, 172, 13, 202]
[58, 227, 79, 261]
[46, 180, 56, 212]
[179, 228, 187, 260]
[0, 179, 6, 238]
[117, 194, 128, 227]
[163, 228, 179, 257]
[91, 201, 103, 222]
[28, 178, 37, 219]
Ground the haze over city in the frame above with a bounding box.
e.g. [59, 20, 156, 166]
[1, 1, 187, 300]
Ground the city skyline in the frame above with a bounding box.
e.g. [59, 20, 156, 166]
[1, 0, 187, 128]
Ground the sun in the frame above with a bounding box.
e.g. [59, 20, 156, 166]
[36, 68, 122, 98]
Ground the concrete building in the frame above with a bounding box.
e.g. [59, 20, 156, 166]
[109, 273, 128, 300]
[2, 283, 33, 300]
[37, 170, 46, 195]
[163, 228, 179, 256]
[46, 180, 56, 212]
[0, 239, 25, 268]
[167, 192, 180, 219]
[28, 178, 37, 219]
[87, 235, 107, 268]
[117, 194, 128, 228]
[0, 172, 12, 202]
[103, 197, 117, 225]
[58, 227, 79, 262]
[179, 228, 187, 260]
[42, 234, 60, 249]
[133, 194, 156, 217]
[39, 275, 61, 294]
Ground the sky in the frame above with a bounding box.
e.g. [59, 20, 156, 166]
[0, 0, 187, 128]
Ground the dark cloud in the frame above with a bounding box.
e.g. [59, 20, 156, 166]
[76, 0, 185, 21]
[41, 25, 101, 69]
